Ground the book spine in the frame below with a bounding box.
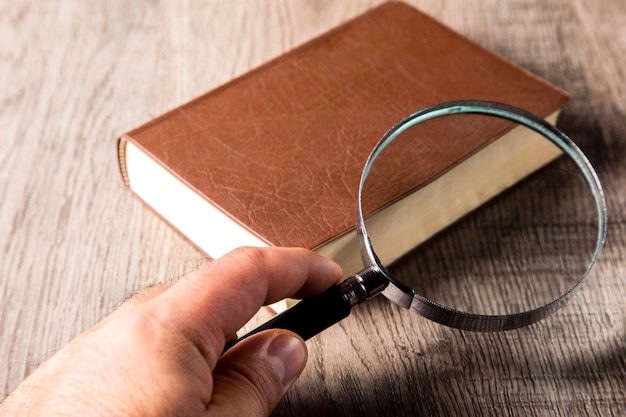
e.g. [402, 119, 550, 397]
[117, 136, 130, 187]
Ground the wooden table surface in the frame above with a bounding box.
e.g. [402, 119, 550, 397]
[1, 1, 624, 415]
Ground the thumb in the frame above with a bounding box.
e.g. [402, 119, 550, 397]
[208, 330, 308, 416]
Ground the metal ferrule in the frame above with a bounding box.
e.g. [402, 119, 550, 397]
[340, 266, 388, 308]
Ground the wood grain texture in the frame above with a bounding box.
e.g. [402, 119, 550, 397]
[0, 1, 624, 416]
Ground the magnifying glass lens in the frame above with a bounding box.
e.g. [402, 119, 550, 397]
[362, 112, 600, 316]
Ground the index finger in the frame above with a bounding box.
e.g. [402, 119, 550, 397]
[153, 247, 342, 364]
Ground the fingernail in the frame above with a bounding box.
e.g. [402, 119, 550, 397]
[267, 334, 307, 388]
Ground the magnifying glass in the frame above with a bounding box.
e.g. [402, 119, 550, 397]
[224, 100, 607, 350]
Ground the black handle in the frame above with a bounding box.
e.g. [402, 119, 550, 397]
[223, 267, 388, 353]
[224, 283, 352, 352]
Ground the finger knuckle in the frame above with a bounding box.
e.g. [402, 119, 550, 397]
[216, 358, 279, 414]
[228, 246, 269, 271]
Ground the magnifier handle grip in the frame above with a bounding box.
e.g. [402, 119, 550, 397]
[223, 283, 351, 352]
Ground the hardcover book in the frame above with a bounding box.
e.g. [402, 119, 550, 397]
[117, 1, 569, 278]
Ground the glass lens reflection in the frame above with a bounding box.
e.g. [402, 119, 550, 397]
[362, 113, 599, 315]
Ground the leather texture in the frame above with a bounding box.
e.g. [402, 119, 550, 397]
[119, 1, 569, 249]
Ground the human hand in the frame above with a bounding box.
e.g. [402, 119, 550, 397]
[0, 247, 342, 417]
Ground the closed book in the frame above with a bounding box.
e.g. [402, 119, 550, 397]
[117, 1, 569, 281]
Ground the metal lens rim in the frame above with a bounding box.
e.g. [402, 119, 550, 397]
[355, 100, 607, 331]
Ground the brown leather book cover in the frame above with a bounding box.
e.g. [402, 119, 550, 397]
[118, 1, 569, 266]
